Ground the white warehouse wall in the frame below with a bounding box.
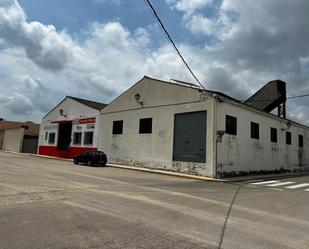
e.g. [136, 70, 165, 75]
[99, 76, 309, 178]
[100, 77, 216, 177]
[216, 99, 309, 176]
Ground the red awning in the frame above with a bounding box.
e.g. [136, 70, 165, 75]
[51, 120, 73, 124]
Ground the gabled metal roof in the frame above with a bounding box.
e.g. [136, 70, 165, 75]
[68, 96, 107, 111]
[42, 96, 107, 119]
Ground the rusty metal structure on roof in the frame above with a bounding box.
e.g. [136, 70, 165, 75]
[245, 80, 287, 118]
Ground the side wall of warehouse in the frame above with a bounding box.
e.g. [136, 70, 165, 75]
[216, 99, 309, 176]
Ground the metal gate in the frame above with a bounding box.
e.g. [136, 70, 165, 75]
[22, 135, 38, 154]
[173, 111, 206, 163]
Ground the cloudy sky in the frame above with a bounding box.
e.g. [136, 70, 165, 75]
[0, 0, 309, 124]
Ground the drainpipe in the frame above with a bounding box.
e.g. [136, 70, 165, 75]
[212, 95, 218, 178]
[212, 95, 225, 179]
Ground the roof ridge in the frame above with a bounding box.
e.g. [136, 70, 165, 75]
[68, 96, 106, 105]
[68, 96, 107, 111]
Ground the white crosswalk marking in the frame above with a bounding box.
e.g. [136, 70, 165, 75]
[250, 180, 309, 192]
[266, 181, 295, 187]
[285, 183, 309, 189]
[251, 180, 279, 185]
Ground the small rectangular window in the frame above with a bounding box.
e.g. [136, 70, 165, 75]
[270, 127, 277, 143]
[84, 131, 93, 145]
[225, 115, 237, 135]
[251, 122, 259, 139]
[286, 131, 291, 145]
[112, 120, 123, 135]
[73, 132, 82, 145]
[139, 118, 152, 134]
[45, 131, 48, 140]
[48, 133, 55, 144]
[299, 135, 304, 148]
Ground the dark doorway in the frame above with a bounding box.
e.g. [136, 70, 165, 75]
[22, 135, 38, 154]
[173, 111, 206, 163]
[57, 122, 72, 151]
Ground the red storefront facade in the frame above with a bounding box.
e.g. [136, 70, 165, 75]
[38, 96, 106, 159]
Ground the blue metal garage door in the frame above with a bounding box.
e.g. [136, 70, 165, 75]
[173, 111, 206, 163]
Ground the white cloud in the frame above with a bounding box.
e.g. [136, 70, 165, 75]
[165, 0, 309, 124]
[0, 0, 80, 71]
[288, 104, 309, 125]
[1, 0, 309, 126]
[167, 0, 213, 12]
[0, 73, 52, 115]
[185, 14, 215, 36]
[0, 1, 190, 121]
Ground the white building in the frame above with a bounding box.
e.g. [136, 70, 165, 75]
[99, 76, 309, 178]
[38, 96, 106, 158]
[0, 120, 39, 154]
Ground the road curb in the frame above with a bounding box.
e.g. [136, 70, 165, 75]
[2, 150, 307, 183]
[106, 163, 226, 182]
[225, 172, 309, 183]
[1, 150, 73, 162]
[28, 154, 73, 162]
[0, 150, 224, 182]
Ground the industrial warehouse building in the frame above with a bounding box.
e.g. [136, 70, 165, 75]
[38, 96, 107, 158]
[0, 120, 39, 154]
[99, 76, 309, 178]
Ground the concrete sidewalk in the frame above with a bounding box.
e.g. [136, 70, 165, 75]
[1, 150, 224, 182]
[2, 150, 308, 182]
[106, 163, 224, 182]
[225, 171, 309, 182]
[29, 152, 224, 181]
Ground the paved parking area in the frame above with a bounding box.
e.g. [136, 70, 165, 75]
[0, 151, 309, 249]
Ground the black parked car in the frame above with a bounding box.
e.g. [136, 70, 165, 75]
[74, 150, 107, 166]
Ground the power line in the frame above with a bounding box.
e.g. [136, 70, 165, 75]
[144, 0, 206, 91]
[287, 93, 309, 99]
[238, 92, 309, 102]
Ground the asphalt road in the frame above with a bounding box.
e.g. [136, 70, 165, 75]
[0, 151, 308, 249]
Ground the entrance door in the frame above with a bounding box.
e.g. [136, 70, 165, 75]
[173, 111, 206, 163]
[57, 122, 72, 151]
[22, 135, 38, 154]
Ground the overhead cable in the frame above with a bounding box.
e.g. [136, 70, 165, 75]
[144, 0, 206, 91]
[238, 93, 309, 102]
[287, 93, 309, 99]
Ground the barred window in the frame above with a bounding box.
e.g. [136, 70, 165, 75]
[225, 115, 237, 135]
[73, 132, 82, 145]
[286, 132, 291, 145]
[139, 118, 152, 134]
[270, 128, 277, 143]
[48, 133, 55, 144]
[113, 120, 123, 135]
[84, 132, 93, 145]
[251, 122, 259, 139]
[299, 135, 304, 148]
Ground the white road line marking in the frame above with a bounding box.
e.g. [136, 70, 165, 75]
[266, 181, 295, 187]
[269, 188, 284, 191]
[251, 180, 279, 185]
[285, 183, 309, 189]
[305, 189, 309, 192]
